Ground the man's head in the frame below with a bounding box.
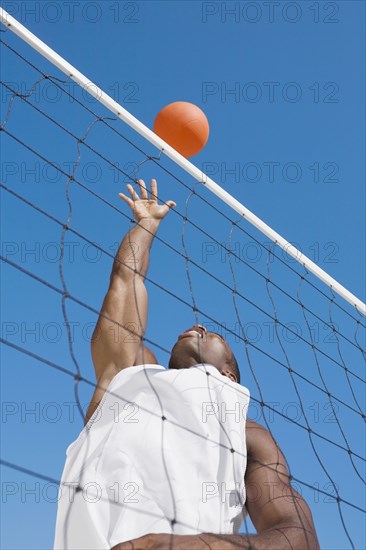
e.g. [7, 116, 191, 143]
[168, 325, 240, 384]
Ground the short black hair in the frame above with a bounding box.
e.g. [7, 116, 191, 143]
[228, 352, 240, 384]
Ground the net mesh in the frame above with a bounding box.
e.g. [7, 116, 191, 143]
[1, 27, 365, 550]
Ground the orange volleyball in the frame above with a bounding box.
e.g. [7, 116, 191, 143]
[153, 101, 210, 158]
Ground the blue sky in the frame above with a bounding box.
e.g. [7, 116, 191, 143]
[1, 1, 365, 549]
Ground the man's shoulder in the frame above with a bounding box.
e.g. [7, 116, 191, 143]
[245, 419, 279, 459]
[246, 418, 267, 431]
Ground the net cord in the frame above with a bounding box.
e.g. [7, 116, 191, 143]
[1, 7, 365, 316]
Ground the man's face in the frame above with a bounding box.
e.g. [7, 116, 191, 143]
[169, 324, 234, 377]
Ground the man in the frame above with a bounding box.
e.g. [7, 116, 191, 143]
[55, 179, 319, 550]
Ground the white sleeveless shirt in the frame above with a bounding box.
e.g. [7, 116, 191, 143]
[54, 364, 250, 549]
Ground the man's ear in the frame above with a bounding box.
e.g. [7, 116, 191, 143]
[221, 369, 237, 383]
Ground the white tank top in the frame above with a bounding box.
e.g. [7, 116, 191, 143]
[54, 364, 250, 549]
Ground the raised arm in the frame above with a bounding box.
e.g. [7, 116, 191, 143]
[85, 179, 175, 423]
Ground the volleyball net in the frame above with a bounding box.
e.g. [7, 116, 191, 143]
[1, 8, 365, 550]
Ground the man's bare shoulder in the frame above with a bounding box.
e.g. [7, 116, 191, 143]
[245, 418, 280, 460]
[245, 418, 270, 437]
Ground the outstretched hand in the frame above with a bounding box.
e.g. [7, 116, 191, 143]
[119, 179, 176, 223]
